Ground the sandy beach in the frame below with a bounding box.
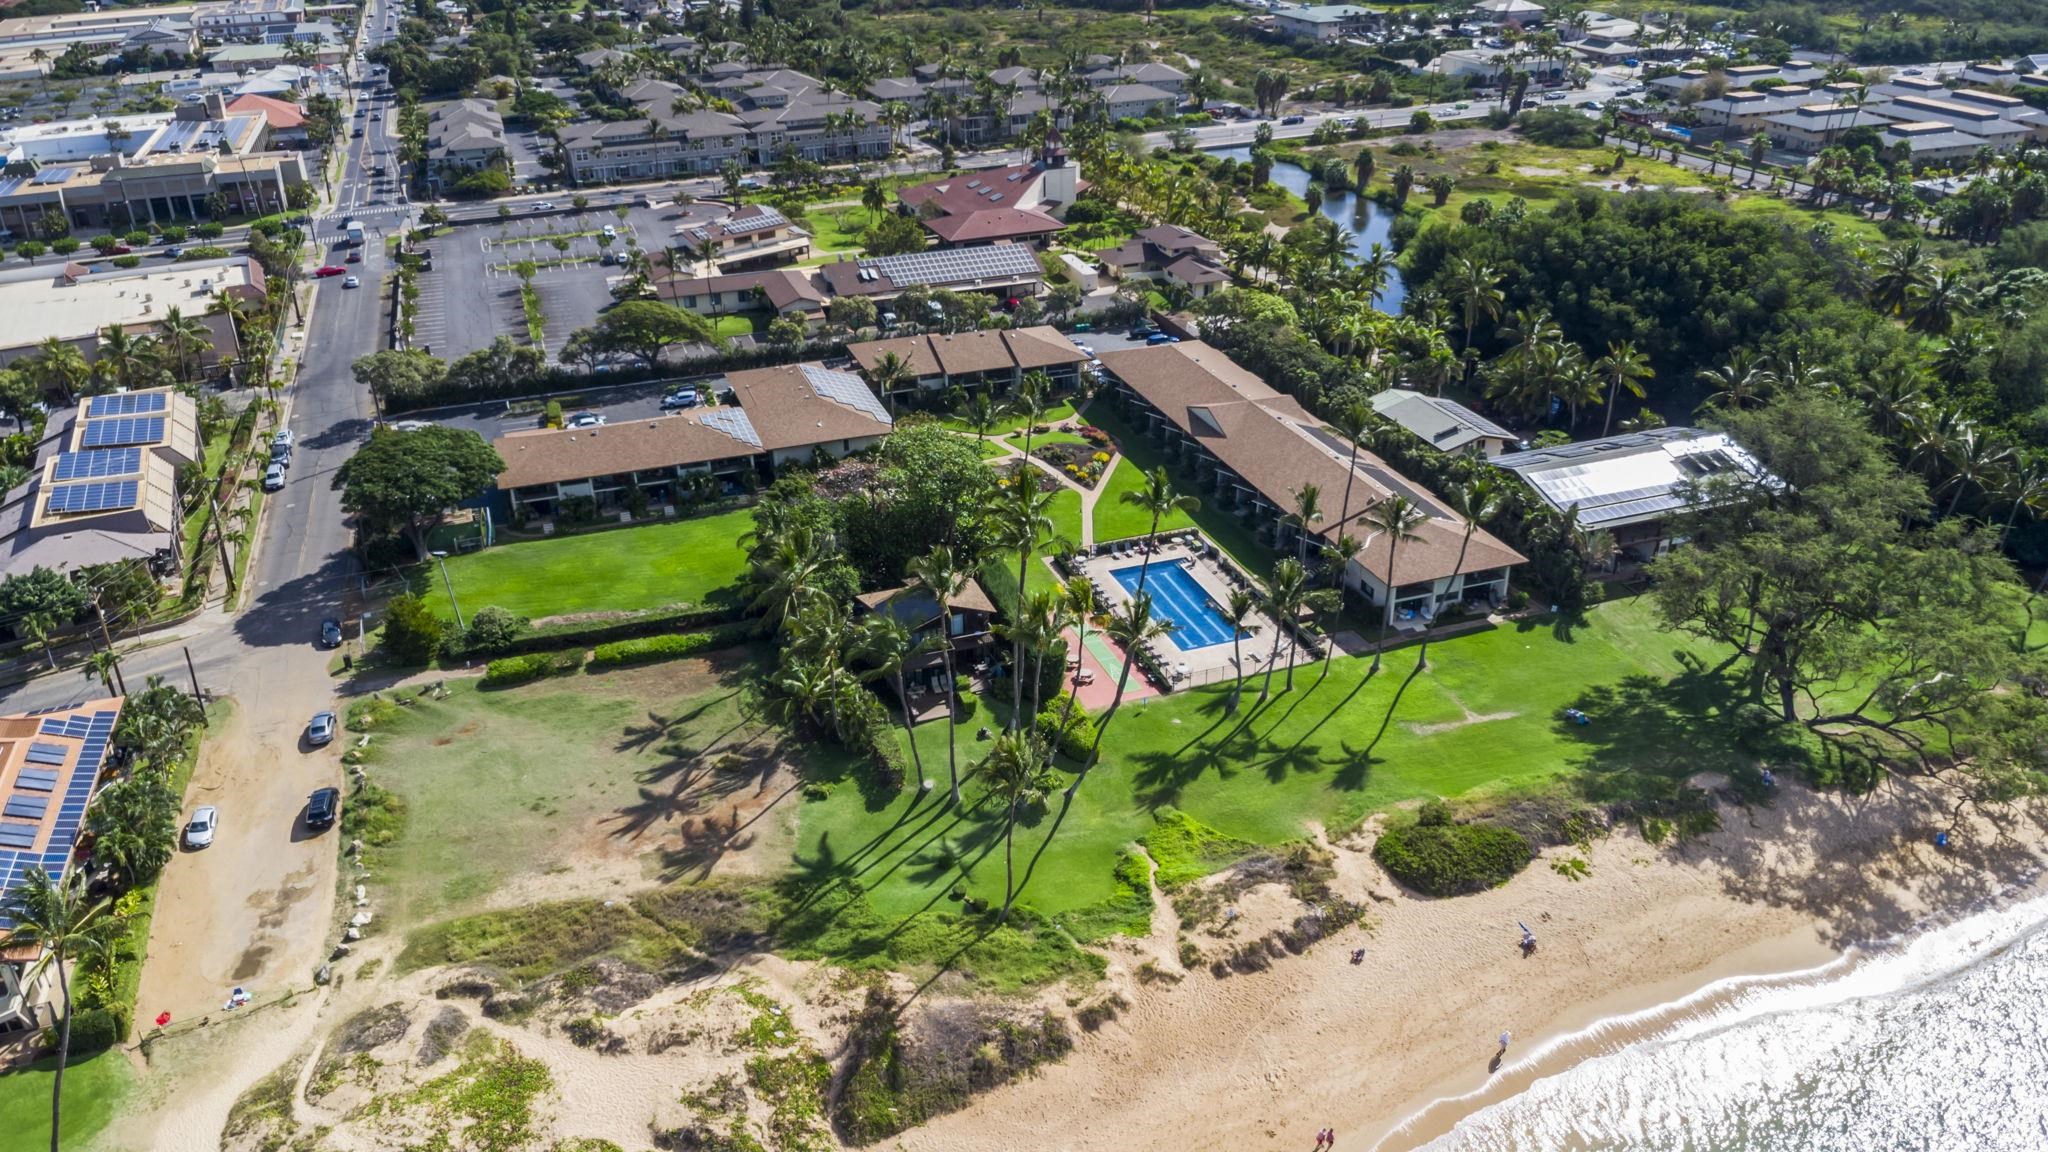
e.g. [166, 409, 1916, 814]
[883, 777, 2048, 1152]
[106, 773, 2048, 1152]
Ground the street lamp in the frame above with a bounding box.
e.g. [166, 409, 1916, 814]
[430, 550, 465, 630]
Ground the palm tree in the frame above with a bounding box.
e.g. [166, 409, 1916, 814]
[856, 615, 934, 793]
[980, 728, 1052, 918]
[1999, 461, 2048, 549]
[995, 479, 1060, 725]
[83, 647, 122, 695]
[1287, 483, 1324, 567]
[1452, 254, 1504, 369]
[1012, 587, 1069, 722]
[958, 390, 1002, 445]
[1259, 559, 1307, 697]
[861, 180, 888, 225]
[1364, 496, 1428, 673]
[744, 524, 831, 634]
[1328, 398, 1371, 559]
[1695, 350, 1770, 413]
[1070, 593, 1171, 799]
[1420, 478, 1505, 669]
[1909, 267, 1972, 335]
[1315, 532, 1361, 680]
[1043, 579, 1098, 769]
[154, 307, 210, 387]
[1942, 423, 2013, 517]
[93, 325, 146, 393]
[1223, 588, 1261, 712]
[28, 338, 89, 403]
[869, 350, 912, 413]
[1553, 345, 1602, 429]
[1117, 466, 1197, 597]
[1593, 340, 1652, 437]
[3, 867, 122, 1152]
[1865, 241, 1930, 316]
[1747, 131, 1771, 183]
[909, 546, 969, 808]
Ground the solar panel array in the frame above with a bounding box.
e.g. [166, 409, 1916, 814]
[44, 480, 140, 516]
[3, 796, 47, 820]
[51, 447, 143, 481]
[24, 743, 67, 767]
[81, 416, 166, 448]
[800, 364, 892, 424]
[862, 244, 1041, 289]
[0, 709, 114, 930]
[88, 392, 169, 417]
[699, 407, 762, 448]
[14, 770, 56, 792]
[32, 166, 77, 185]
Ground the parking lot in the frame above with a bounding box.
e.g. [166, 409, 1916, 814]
[410, 200, 687, 361]
[403, 373, 733, 442]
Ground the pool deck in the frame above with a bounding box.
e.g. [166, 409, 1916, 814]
[1072, 537, 1301, 689]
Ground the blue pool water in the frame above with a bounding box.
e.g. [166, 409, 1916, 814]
[1113, 561, 1237, 650]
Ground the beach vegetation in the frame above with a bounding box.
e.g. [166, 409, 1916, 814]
[1373, 812, 1534, 897]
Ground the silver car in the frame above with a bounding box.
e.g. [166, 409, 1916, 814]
[184, 805, 218, 849]
[307, 710, 337, 746]
[263, 462, 285, 491]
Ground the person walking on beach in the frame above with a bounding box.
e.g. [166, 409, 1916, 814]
[1498, 1029, 1512, 1054]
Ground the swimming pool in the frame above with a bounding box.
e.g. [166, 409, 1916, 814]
[1111, 561, 1239, 651]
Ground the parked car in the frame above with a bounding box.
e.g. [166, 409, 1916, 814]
[314, 265, 346, 277]
[305, 787, 340, 831]
[345, 251, 362, 263]
[567, 412, 605, 428]
[1129, 324, 1157, 339]
[342, 275, 360, 288]
[601, 224, 617, 238]
[272, 428, 296, 449]
[320, 618, 343, 648]
[660, 388, 700, 410]
[1146, 332, 1180, 345]
[1543, 90, 1568, 101]
[307, 711, 337, 746]
[184, 805, 218, 849]
[263, 462, 285, 491]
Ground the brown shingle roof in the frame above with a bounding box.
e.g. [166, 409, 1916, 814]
[855, 580, 998, 620]
[922, 206, 1065, 244]
[1097, 341, 1303, 418]
[928, 330, 1016, 376]
[493, 410, 762, 490]
[654, 268, 823, 314]
[723, 362, 894, 451]
[1002, 325, 1088, 369]
[848, 334, 940, 377]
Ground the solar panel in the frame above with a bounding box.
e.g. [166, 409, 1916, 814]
[3, 796, 46, 821]
[44, 480, 140, 516]
[0, 824, 36, 849]
[51, 447, 143, 481]
[861, 244, 1041, 289]
[88, 392, 168, 417]
[25, 743, 67, 766]
[14, 770, 56, 792]
[699, 407, 762, 448]
[800, 364, 891, 424]
[33, 166, 77, 185]
[81, 416, 165, 448]
[38, 716, 90, 738]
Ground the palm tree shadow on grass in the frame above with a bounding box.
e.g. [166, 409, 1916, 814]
[615, 689, 743, 754]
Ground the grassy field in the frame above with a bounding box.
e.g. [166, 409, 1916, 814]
[0, 1050, 131, 1151]
[798, 593, 1766, 926]
[434, 507, 752, 620]
[711, 312, 768, 339]
[1095, 453, 1199, 544]
[800, 205, 875, 253]
[940, 400, 1078, 437]
[1088, 403, 1273, 577]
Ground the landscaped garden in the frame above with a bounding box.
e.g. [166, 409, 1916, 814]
[432, 507, 753, 621]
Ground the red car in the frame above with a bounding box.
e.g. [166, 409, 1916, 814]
[345, 251, 362, 263]
[313, 265, 347, 277]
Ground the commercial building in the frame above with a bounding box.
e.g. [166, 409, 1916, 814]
[493, 362, 893, 516]
[0, 98, 306, 231]
[817, 243, 1046, 309]
[0, 698, 126, 1036]
[671, 203, 812, 274]
[848, 325, 1087, 399]
[895, 150, 1081, 248]
[1097, 342, 1524, 623]
[195, 0, 306, 42]
[225, 92, 308, 149]
[0, 5, 198, 57]
[654, 267, 826, 326]
[1492, 426, 1770, 561]
[1271, 5, 1384, 43]
[0, 256, 259, 376]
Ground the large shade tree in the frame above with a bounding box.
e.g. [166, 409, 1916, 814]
[332, 425, 505, 559]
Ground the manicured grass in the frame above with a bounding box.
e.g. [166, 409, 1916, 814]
[1087, 402, 1272, 577]
[797, 594, 1770, 927]
[710, 312, 768, 339]
[801, 205, 874, 252]
[1094, 453, 1198, 544]
[434, 507, 751, 620]
[0, 1049, 131, 1151]
[939, 400, 1077, 437]
[1014, 430, 1093, 450]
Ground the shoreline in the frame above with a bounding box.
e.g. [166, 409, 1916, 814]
[889, 779, 2048, 1152]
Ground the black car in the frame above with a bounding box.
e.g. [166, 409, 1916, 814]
[1128, 324, 1157, 340]
[1280, 114, 1306, 125]
[320, 618, 343, 648]
[306, 787, 341, 831]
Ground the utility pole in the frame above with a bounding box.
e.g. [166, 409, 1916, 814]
[92, 592, 126, 696]
[208, 495, 239, 602]
[183, 646, 201, 702]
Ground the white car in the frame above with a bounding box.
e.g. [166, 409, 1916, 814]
[342, 275, 360, 288]
[567, 412, 605, 428]
[184, 805, 218, 849]
[263, 462, 285, 491]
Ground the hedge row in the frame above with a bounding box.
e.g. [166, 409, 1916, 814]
[460, 601, 745, 660]
[482, 649, 586, 688]
[591, 621, 755, 667]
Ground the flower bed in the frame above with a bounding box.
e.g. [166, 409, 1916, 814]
[1034, 442, 1111, 486]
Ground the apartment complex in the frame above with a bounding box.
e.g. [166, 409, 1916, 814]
[428, 98, 508, 177]
[560, 67, 889, 184]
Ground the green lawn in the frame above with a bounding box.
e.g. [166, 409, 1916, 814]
[435, 507, 751, 621]
[940, 400, 1078, 437]
[798, 594, 1772, 926]
[1087, 403, 1271, 576]
[1094, 452, 1199, 544]
[711, 312, 769, 339]
[0, 1050, 130, 1151]
[801, 206, 874, 252]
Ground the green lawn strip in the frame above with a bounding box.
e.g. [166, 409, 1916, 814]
[1086, 404, 1268, 575]
[1093, 451, 1199, 544]
[0, 1050, 130, 1151]
[806, 595, 1754, 927]
[435, 507, 752, 620]
[710, 312, 767, 339]
[939, 400, 1077, 437]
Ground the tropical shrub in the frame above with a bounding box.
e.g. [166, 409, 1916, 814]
[589, 622, 751, 667]
[482, 649, 585, 687]
[1373, 816, 1532, 897]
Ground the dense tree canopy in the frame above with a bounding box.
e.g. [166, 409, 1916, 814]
[333, 426, 505, 559]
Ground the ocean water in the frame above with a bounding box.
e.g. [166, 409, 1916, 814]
[1406, 894, 2048, 1152]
